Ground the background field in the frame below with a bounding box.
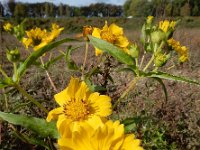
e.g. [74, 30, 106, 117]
[0, 17, 200, 149]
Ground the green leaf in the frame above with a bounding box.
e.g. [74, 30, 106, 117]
[0, 111, 59, 139]
[16, 38, 77, 82]
[121, 117, 143, 133]
[43, 54, 64, 70]
[0, 78, 13, 88]
[65, 46, 81, 70]
[152, 78, 168, 102]
[0, 82, 7, 88]
[88, 35, 135, 66]
[143, 71, 200, 86]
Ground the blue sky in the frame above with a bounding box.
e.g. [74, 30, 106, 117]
[14, 0, 126, 6]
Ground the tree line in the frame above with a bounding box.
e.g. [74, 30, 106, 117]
[124, 0, 200, 17]
[0, 0, 200, 18]
[0, 0, 122, 18]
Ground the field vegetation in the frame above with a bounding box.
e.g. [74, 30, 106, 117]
[0, 0, 200, 150]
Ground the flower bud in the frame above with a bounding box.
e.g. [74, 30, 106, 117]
[151, 30, 165, 44]
[129, 44, 139, 58]
[154, 52, 170, 67]
[83, 26, 93, 41]
[6, 48, 20, 62]
[147, 16, 154, 25]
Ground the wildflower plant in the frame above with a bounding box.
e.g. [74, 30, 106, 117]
[0, 17, 200, 150]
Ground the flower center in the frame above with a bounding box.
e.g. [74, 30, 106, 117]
[63, 99, 90, 121]
[101, 31, 116, 43]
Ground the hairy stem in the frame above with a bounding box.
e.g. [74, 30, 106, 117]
[113, 77, 140, 109]
[40, 57, 58, 92]
[82, 42, 89, 79]
[14, 84, 48, 113]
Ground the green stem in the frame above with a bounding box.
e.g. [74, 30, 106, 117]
[0, 67, 9, 78]
[139, 52, 146, 69]
[3, 88, 9, 111]
[135, 58, 139, 68]
[82, 42, 89, 79]
[14, 84, 48, 113]
[40, 57, 58, 92]
[13, 62, 17, 77]
[143, 54, 155, 72]
[113, 77, 140, 109]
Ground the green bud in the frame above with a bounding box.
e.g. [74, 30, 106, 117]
[129, 44, 139, 58]
[154, 52, 170, 67]
[151, 30, 165, 44]
[6, 48, 20, 62]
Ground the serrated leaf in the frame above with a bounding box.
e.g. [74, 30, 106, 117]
[88, 35, 135, 66]
[16, 38, 77, 82]
[143, 71, 200, 86]
[0, 111, 59, 139]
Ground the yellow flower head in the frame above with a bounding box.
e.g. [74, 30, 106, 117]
[46, 77, 112, 133]
[3, 22, 13, 32]
[92, 21, 129, 56]
[58, 120, 143, 150]
[159, 20, 176, 33]
[167, 38, 188, 62]
[22, 23, 64, 51]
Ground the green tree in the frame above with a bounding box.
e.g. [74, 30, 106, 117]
[14, 3, 27, 18]
[180, 2, 190, 16]
[58, 3, 64, 17]
[165, 2, 173, 16]
[192, 4, 199, 16]
[123, 0, 131, 16]
[65, 5, 70, 17]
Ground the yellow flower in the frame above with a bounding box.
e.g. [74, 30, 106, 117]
[58, 120, 143, 150]
[167, 38, 188, 62]
[3, 22, 13, 32]
[92, 21, 129, 56]
[46, 77, 112, 133]
[159, 20, 176, 33]
[44, 23, 64, 43]
[22, 23, 64, 51]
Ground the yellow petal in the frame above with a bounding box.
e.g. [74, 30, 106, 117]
[109, 23, 123, 36]
[58, 137, 74, 150]
[75, 81, 89, 101]
[54, 87, 70, 106]
[46, 107, 63, 122]
[57, 114, 72, 134]
[95, 48, 103, 56]
[88, 92, 112, 117]
[85, 115, 104, 130]
[102, 21, 109, 31]
[67, 77, 80, 99]
[92, 28, 101, 38]
[115, 36, 129, 48]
